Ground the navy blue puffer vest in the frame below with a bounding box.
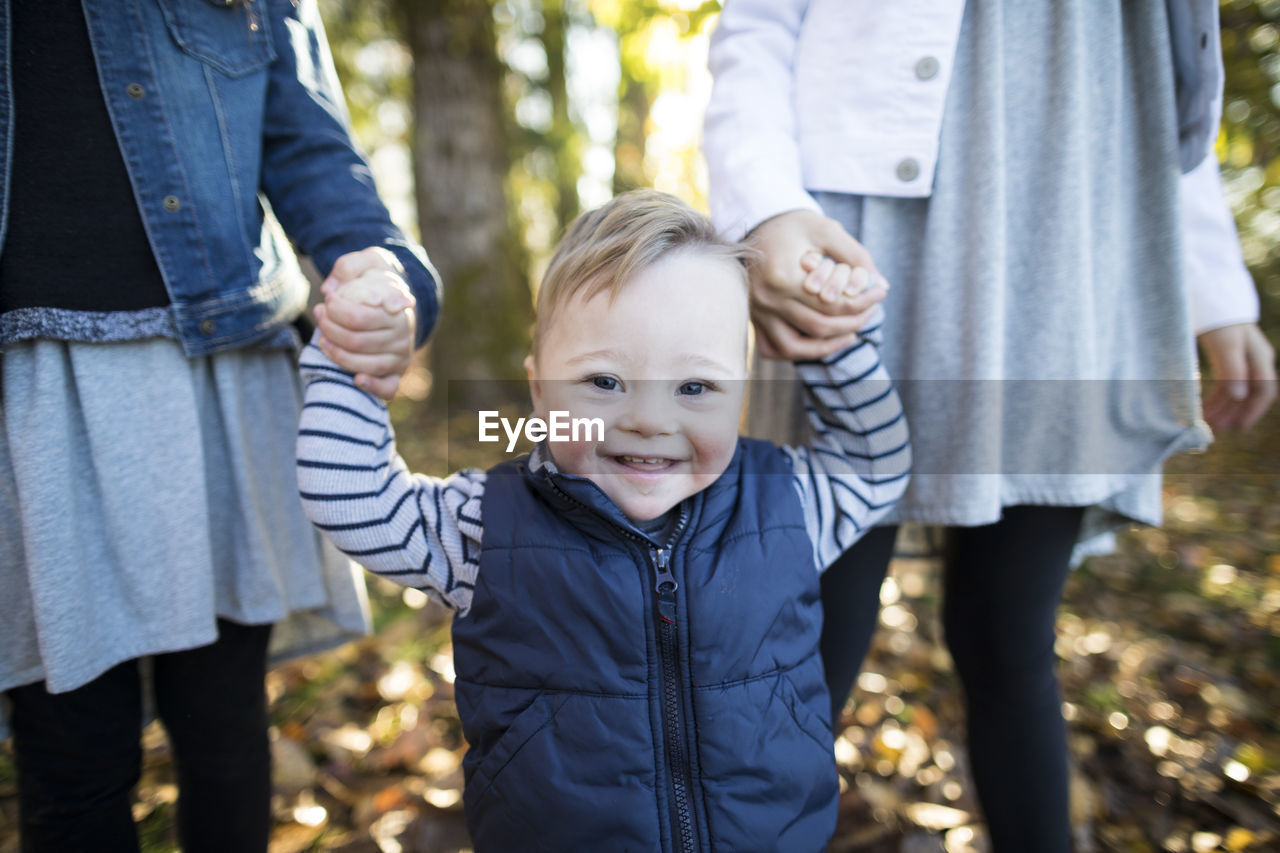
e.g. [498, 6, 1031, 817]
[453, 438, 838, 852]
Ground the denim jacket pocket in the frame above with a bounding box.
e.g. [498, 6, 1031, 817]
[156, 0, 275, 77]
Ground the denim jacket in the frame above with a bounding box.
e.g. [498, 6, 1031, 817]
[0, 0, 439, 355]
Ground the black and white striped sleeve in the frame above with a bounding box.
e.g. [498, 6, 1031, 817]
[296, 342, 484, 615]
[781, 310, 912, 571]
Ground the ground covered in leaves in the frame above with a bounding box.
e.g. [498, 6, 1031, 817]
[0, 409, 1276, 852]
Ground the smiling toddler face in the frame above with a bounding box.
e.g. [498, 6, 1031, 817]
[527, 249, 749, 522]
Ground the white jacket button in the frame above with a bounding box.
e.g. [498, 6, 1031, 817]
[915, 56, 940, 80]
[896, 158, 920, 182]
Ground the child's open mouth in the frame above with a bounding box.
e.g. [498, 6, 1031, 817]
[611, 455, 678, 474]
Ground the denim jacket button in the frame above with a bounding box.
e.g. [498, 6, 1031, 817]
[163, 195, 181, 212]
[199, 319, 217, 336]
[126, 83, 145, 99]
[895, 158, 920, 182]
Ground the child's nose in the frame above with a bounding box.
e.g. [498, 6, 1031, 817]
[616, 385, 678, 437]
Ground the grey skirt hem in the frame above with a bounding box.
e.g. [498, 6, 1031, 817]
[0, 337, 371, 741]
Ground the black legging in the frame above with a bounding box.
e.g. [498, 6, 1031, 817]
[7, 618, 273, 853]
[821, 505, 1083, 853]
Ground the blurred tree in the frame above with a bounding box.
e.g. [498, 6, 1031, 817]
[392, 0, 533, 390]
[319, 0, 721, 398]
[541, 1, 582, 228]
[591, 1, 718, 194]
[1218, 0, 1280, 343]
[321, 0, 600, 394]
[499, 1, 585, 273]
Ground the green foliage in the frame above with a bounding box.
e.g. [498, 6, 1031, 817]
[319, 1, 408, 150]
[0, 745, 14, 790]
[1081, 681, 1125, 715]
[138, 803, 179, 853]
[1220, 1, 1280, 341]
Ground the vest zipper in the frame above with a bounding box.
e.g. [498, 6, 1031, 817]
[545, 478, 698, 850]
[652, 544, 698, 853]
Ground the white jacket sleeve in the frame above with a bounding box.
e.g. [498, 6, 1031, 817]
[703, 0, 821, 241]
[1181, 153, 1260, 334]
[1178, 7, 1260, 335]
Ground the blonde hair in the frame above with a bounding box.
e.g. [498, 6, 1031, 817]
[531, 189, 753, 356]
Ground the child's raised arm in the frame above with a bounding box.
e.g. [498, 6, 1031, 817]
[781, 308, 912, 570]
[296, 342, 483, 614]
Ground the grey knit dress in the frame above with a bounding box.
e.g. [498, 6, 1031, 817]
[750, 0, 1211, 549]
[0, 339, 370, 740]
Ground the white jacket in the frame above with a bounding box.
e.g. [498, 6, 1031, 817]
[703, 0, 1259, 333]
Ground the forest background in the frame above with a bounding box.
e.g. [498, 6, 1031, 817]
[3, 1, 1280, 851]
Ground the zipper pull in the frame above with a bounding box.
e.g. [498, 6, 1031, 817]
[653, 547, 678, 625]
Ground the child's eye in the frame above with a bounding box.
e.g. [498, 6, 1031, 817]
[590, 375, 619, 391]
[678, 381, 714, 396]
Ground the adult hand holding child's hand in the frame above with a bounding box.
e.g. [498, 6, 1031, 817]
[746, 209, 888, 361]
[314, 247, 417, 400]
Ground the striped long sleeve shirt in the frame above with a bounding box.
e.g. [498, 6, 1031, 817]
[297, 315, 910, 616]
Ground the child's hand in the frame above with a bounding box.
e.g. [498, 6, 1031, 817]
[314, 247, 417, 400]
[746, 210, 888, 360]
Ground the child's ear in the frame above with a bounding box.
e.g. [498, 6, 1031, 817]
[524, 354, 541, 411]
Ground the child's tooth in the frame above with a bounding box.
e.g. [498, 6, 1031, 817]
[619, 455, 667, 466]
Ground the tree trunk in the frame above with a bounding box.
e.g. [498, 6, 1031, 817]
[395, 0, 533, 395]
[541, 0, 580, 232]
[613, 73, 650, 194]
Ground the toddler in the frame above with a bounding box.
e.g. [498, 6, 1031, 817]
[297, 190, 910, 851]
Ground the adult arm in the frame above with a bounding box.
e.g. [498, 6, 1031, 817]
[1183, 154, 1259, 334]
[1177, 18, 1276, 432]
[704, 0, 817, 242]
[705, 0, 884, 360]
[258, 0, 440, 347]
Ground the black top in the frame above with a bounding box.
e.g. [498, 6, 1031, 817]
[0, 2, 169, 315]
